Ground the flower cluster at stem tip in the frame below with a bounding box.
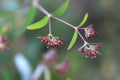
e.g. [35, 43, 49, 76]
[78, 24, 101, 58]
[41, 34, 63, 48]
[84, 24, 95, 38]
[79, 44, 101, 58]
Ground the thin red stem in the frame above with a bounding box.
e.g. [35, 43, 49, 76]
[52, 16, 76, 29]
[76, 29, 87, 43]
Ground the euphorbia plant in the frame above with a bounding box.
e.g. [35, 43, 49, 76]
[13, 0, 103, 80]
[27, 0, 101, 58]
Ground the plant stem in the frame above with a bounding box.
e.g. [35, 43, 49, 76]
[32, 0, 75, 29]
[32, 0, 51, 17]
[76, 29, 87, 43]
[52, 16, 76, 29]
[48, 18, 52, 35]
[52, 16, 88, 43]
[52, 16, 87, 43]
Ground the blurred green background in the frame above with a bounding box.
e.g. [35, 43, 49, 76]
[0, 0, 120, 80]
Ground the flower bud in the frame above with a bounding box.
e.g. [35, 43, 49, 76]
[90, 50, 97, 58]
[84, 49, 89, 58]
[41, 37, 48, 43]
[95, 45, 101, 51]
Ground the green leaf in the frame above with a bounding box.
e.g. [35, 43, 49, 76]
[52, 0, 70, 16]
[78, 13, 88, 27]
[27, 16, 49, 30]
[15, 5, 37, 37]
[67, 31, 78, 50]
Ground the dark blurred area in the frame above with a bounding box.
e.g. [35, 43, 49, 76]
[0, 0, 120, 80]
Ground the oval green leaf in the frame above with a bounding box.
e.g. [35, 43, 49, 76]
[27, 16, 49, 30]
[52, 0, 70, 16]
[67, 31, 78, 50]
[78, 13, 88, 27]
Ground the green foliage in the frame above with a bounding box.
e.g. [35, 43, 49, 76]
[2, 70, 12, 80]
[15, 5, 37, 37]
[27, 16, 49, 30]
[0, 27, 7, 34]
[67, 31, 78, 50]
[52, 0, 70, 16]
[78, 13, 88, 27]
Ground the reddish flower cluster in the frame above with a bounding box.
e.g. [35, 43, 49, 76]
[0, 35, 10, 52]
[41, 35, 63, 47]
[78, 24, 101, 58]
[80, 44, 101, 58]
[85, 24, 95, 38]
[56, 59, 70, 73]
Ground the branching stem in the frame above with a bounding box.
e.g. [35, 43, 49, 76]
[32, 0, 87, 43]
